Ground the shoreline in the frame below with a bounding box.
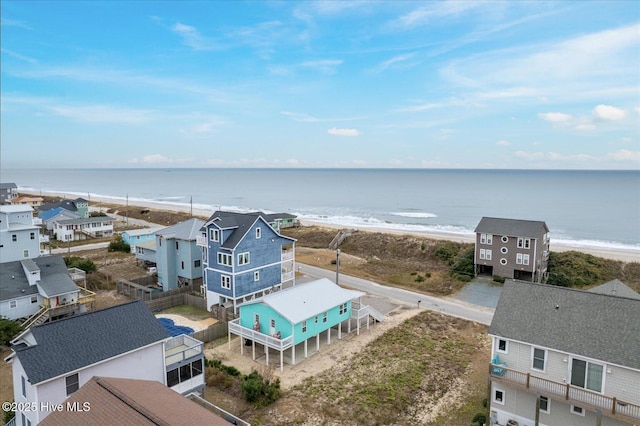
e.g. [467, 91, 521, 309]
[26, 190, 640, 263]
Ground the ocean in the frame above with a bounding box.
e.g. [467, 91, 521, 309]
[2, 168, 639, 251]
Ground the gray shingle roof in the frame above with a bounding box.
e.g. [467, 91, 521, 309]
[156, 218, 205, 241]
[39, 200, 78, 213]
[589, 279, 640, 300]
[474, 217, 549, 237]
[0, 256, 78, 301]
[0, 183, 17, 190]
[203, 211, 295, 249]
[14, 301, 169, 384]
[55, 216, 115, 225]
[489, 280, 640, 370]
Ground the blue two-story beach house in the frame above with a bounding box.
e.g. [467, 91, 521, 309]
[198, 211, 296, 313]
[156, 218, 205, 292]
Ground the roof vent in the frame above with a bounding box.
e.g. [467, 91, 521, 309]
[555, 305, 559, 309]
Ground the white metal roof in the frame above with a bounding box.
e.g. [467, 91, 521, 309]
[244, 278, 365, 324]
[123, 227, 163, 237]
[0, 205, 34, 213]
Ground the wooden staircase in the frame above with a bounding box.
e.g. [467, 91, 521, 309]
[21, 306, 51, 329]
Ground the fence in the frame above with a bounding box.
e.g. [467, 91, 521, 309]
[192, 322, 228, 343]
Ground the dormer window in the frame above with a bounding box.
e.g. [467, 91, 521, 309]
[209, 228, 219, 242]
[256, 227, 261, 239]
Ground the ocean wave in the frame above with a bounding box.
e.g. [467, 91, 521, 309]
[551, 238, 640, 252]
[391, 212, 438, 219]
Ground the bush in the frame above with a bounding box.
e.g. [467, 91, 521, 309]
[0, 317, 22, 346]
[492, 275, 506, 284]
[241, 370, 281, 406]
[415, 274, 425, 283]
[89, 211, 107, 217]
[434, 242, 461, 264]
[64, 257, 97, 273]
[3, 405, 15, 425]
[547, 251, 613, 287]
[471, 412, 486, 426]
[108, 235, 131, 253]
[450, 246, 475, 279]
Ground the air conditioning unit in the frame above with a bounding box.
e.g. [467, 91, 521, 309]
[506, 420, 519, 426]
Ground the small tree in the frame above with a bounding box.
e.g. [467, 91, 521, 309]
[108, 235, 131, 253]
[64, 256, 97, 273]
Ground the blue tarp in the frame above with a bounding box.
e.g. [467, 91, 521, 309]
[157, 317, 194, 337]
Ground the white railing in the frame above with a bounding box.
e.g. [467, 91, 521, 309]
[281, 251, 294, 261]
[228, 319, 294, 351]
[196, 235, 207, 247]
[165, 334, 203, 366]
[281, 271, 295, 282]
[32, 218, 43, 226]
[40, 235, 49, 243]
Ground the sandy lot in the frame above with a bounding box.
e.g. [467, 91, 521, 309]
[155, 314, 216, 332]
[205, 304, 421, 390]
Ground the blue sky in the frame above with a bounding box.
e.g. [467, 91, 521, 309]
[1, 1, 639, 169]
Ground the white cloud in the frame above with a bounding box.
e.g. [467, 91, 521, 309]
[48, 104, 152, 123]
[496, 140, 511, 146]
[575, 123, 596, 131]
[300, 59, 343, 74]
[538, 112, 572, 123]
[593, 104, 626, 121]
[391, 2, 483, 29]
[172, 22, 218, 51]
[328, 127, 360, 137]
[547, 152, 596, 162]
[281, 111, 320, 123]
[607, 149, 640, 162]
[371, 53, 417, 74]
[515, 150, 544, 160]
[142, 154, 171, 163]
[1, 48, 37, 64]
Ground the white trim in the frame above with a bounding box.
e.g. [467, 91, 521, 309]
[570, 404, 586, 417]
[569, 356, 606, 394]
[501, 236, 509, 243]
[500, 258, 507, 265]
[539, 395, 550, 414]
[531, 346, 547, 372]
[496, 338, 508, 354]
[493, 387, 506, 405]
[500, 247, 508, 254]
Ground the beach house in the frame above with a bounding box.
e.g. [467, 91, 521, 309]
[0, 182, 18, 204]
[0, 205, 41, 263]
[11, 196, 44, 209]
[488, 280, 640, 426]
[156, 218, 205, 291]
[474, 217, 550, 282]
[5, 301, 205, 426]
[199, 210, 296, 314]
[0, 255, 94, 324]
[51, 215, 115, 241]
[121, 227, 163, 253]
[228, 278, 382, 371]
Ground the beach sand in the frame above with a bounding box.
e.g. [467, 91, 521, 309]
[28, 190, 640, 263]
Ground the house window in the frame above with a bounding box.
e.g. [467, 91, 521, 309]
[238, 252, 250, 266]
[12, 234, 17, 242]
[256, 227, 261, 239]
[217, 252, 232, 266]
[314, 316, 318, 324]
[254, 271, 259, 281]
[485, 250, 492, 260]
[181, 261, 185, 270]
[21, 376, 26, 397]
[194, 259, 201, 268]
[175, 241, 179, 250]
[192, 359, 203, 377]
[65, 373, 79, 396]
[30, 232, 35, 240]
[180, 364, 191, 382]
[571, 405, 585, 416]
[339, 303, 348, 315]
[516, 253, 523, 264]
[493, 388, 505, 405]
[500, 247, 508, 254]
[480, 233, 493, 244]
[500, 258, 507, 265]
[479, 249, 486, 260]
[31, 296, 38, 304]
[539, 396, 550, 414]
[167, 369, 179, 387]
[10, 301, 16, 309]
[23, 250, 29, 258]
[501, 236, 508, 243]
[209, 228, 219, 242]
[221, 275, 231, 289]
[302, 320, 307, 333]
[497, 339, 508, 353]
[532, 348, 546, 371]
[322, 312, 327, 323]
[523, 254, 529, 265]
[571, 359, 603, 392]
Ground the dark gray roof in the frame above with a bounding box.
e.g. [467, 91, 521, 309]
[39, 200, 78, 213]
[0, 256, 78, 301]
[0, 183, 17, 189]
[589, 279, 640, 300]
[263, 212, 297, 221]
[156, 218, 205, 241]
[202, 211, 295, 249]
[489, 280, 640, 370]
[474, 217, 549, 237]
[74, 198, 89, 203]
[14, 301, 169, 384]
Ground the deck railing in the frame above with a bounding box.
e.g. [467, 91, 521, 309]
[196, 235, 207, 247]
[281, 250, 294, 262]
[490, 363, 640, 421]
[165, 334, 203, 366]
[228, 319, 294, 351]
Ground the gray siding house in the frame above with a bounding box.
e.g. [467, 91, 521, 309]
[488, 280, 640, 426]
[0, 205, 41, 263]
[474, 217, 550, 282]
[0, 182, 18, 204]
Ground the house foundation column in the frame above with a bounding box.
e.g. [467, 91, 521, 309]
[338, 322, 342, 339]
[280, 350, 284, 372]
[304, 339, 308, 358]
[292, 344, 296, 365]
[265, 344, 269, 367]
[252, 339, 255, 360]
[327, 328, 331, 345]
[316, 334, 320, 351]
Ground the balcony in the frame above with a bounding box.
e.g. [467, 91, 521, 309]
[165, 334, 203, 366]
[228, 318, 294, 351]
[281, 250, 294, 262]
[490, 363, 640, 423]
[196, 235, 207, 247]
[40, 234, 50, 244]
[281, 271, 294, 282]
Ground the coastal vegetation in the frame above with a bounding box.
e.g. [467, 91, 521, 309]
[63, 256, 97, 273]
[107, 235, 130, 253]
[0, 317, 22, 346]
[547, 251, 640, 288]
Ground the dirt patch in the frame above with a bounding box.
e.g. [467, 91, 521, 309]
[0, 348, 13, 405]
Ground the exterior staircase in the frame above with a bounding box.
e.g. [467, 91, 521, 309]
[21, 306, 51, 329]
[367, 306, 385, 323]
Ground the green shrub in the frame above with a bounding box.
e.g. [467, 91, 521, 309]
[64, 256, 97, 273]
[108, 235, 131, 253]
[415, 275, 425, 283]
[492, 275, 506, 284]
[434, 242, 461, 264]
[241, 370, 281, 406]
[547, 251, 614, 287]
[89, 211, 107, 217]
[471, 412, 486, 426]
[3, 404, 15, 425]
[0, 317, 22, 346]
[450, 246, 475, 278]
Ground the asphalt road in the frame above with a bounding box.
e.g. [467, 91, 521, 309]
[297, 263, 494, 326]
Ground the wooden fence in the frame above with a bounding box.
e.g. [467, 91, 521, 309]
[192, 322, 228, 343]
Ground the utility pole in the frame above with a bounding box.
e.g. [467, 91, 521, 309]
[336, 248, 341, 285]
[125, 194, 129, 225]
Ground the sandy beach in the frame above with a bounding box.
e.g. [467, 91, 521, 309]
[28, 190, 640, 263]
